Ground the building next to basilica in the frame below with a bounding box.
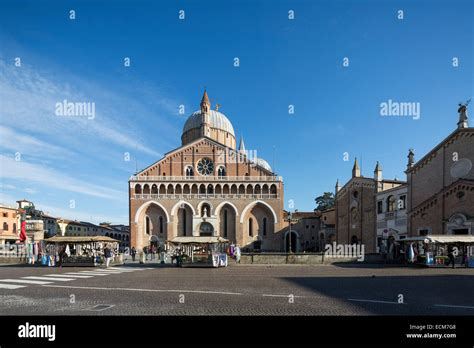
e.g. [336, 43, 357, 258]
[406, 103, 474, 237]
[335, 103, 474, 256]
[129, 91, 290, 252]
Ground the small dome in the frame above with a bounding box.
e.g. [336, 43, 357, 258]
[256, 158, 272, 172]
[183, 110, 235, 137]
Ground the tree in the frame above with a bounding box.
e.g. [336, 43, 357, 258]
[314, 192, 335, 212]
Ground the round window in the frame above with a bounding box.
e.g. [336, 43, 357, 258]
[196, 158, 214, 176]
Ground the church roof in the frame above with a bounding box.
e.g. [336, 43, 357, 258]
[255, 157, 272, 172]
[183, 109, 235, 137]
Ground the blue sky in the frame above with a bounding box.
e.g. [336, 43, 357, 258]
[0, 0, 472, 224]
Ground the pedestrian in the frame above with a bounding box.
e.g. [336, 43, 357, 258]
[104, 244, 113, 268]
[152, 245, 157, 260]
[235, 245, 241, 263]
[58, 245, 66, 267]
[143, 246, 148, 261]
[131, 247, 136, 262]
[447, 246, 455, 269]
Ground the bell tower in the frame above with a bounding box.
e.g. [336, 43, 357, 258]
[200, 90, 211, 137]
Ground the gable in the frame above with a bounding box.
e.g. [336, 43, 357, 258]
[134, 136, 274, 178]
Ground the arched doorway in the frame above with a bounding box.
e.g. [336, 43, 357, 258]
[218, 204, 237, 242]
[140, 203, 168, 240]
[241, 201, 276, 250]
[177, 205, 193, 237]
[285, 231, 297, 253]
[199, 222, 214, 236]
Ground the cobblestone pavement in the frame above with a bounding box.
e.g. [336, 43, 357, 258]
[0, 263, 472, 315]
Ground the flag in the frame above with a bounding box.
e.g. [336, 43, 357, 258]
[19, 221, 27, 242]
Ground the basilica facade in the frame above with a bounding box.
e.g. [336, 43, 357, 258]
[129, 91, 286, 251]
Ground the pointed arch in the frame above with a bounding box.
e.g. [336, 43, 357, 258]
[240, 200, 278, 223]
[134, 201, 170, 223]
[170, 200, 197, 216]
[214, 201, 239, 217]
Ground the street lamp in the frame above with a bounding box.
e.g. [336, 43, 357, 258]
[284, 210, 299, 253]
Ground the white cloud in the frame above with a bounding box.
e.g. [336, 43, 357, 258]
[37, 203, 127, 225]
[0, 59, 164, 158]
[0, 183, 16, 190]
[0, 154, 125, 200]
[0, 125, 74, 160]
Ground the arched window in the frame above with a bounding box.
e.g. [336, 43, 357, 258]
[182, 209, 187, 236]
[217, 166, 226, 177]
[248, 218, 253, 237]
[3, 222, 8, 231]
[270, 184, 277, 195]
[185, 166, 194, 177]
[263, 217, 267, 236]
[146, 217, 150, 235]
[387, 195, 396, 212]
[207, 185, 214, 194]
[224, 209, 228, 237]
[135, 185, 142, 194]
[159, 216, 163, 234]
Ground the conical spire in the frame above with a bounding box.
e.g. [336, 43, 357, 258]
[352, 157, 361, 178]
[374, 161, 382, 181]
[374, 161, 381, 172]
[200, 90, 210, 114]
[335, 178, 341, 194]
[239, 136, 246, 153]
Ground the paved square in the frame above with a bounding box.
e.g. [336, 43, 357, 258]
[0, 264, 472, 315]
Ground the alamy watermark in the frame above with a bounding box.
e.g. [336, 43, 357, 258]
[380, 99, 420, 120]
[55, 99, 95, 120]
[324, 242, 365, 262]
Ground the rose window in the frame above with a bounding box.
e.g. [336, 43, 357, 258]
[196, 158, 214, 176]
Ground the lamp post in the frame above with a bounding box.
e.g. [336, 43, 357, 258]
[284, 210, 299, 253]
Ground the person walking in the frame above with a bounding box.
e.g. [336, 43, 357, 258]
[131, 247, 136, 262]
[447, 246, 455, 269]
[235, 245, 241, 264]
[104, 244, 113, 268]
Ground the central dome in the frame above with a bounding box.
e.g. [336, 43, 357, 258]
[183, 110, 235, 137]
[181, 91, 237, 149]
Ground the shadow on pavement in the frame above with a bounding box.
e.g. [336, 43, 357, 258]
[281, 274, 474, 315]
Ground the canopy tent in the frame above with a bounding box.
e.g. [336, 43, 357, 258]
[45, 236, 120, 243]
[167, 236, 229, 244]
[399, 235, 474, 244]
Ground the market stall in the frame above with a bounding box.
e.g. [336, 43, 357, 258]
[44, 236, 121, 267]
[399, 235, 474, 268]
[166, 236, 229, 268]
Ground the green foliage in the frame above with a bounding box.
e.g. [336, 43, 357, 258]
[315, 192, 335, 211]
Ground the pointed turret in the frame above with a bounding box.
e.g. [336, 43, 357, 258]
[374, 161, 382, 181]
[200, 90, 210, 114]
[335, 179, 341, 195]
[200, 90, 211, 137]
[239, 136, 246, 154]
[352, 157, 361, 178]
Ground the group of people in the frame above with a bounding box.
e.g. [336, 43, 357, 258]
[143, 245, 160, 261]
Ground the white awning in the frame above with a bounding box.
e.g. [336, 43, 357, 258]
[167, 236, 229, 244]
[399, 235, 474, 244]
